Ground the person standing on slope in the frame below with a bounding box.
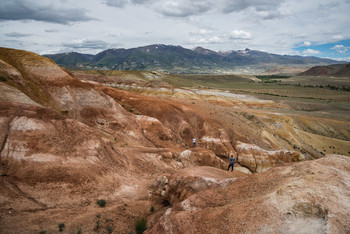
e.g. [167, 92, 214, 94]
[192, 138, 196, 148]
[227, 155, 235, 172]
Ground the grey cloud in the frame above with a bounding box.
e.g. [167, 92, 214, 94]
[5, 32, 32, 37]
[0, 0, 96, 24]
[45, 29, 60, 33]
[104, 0, 153, 8]
[105, 0, 285, 18]
[222, 0, 283, 13]
[131, 0, 153, 4]
[62, 40, 111, 50]
[5, 39, 24, 44]
[105, 0, 129, 8]
[156, 0, 213, 17]
[255, 9, 289, 20]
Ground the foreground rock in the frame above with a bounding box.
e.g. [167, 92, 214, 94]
[149, 166, 246, 205]
[147, 156, 350, 234]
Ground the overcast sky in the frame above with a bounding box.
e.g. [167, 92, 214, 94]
[1, 0, 350, 60]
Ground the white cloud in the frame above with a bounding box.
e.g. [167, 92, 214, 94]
[190, 29, 213, 35]
[331, 35, 344, 42]
[208, 36, 223, 43]
[331, 45, 349, 54]
[302, 49, 320, 55]
[191, 36, 223, 44]
[230, 30, 252, 40]
[302, 41, 311, 47]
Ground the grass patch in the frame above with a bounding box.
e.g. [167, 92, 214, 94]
[135, 218, 147, 234]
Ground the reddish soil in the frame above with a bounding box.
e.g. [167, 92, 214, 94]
[1, 47, 350, 233]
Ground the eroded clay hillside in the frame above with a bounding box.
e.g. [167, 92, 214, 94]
[0, 47, 350, 233]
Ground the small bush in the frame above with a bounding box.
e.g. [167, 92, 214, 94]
[61, 110, 69, 115]
[0, 76, 7, 82]
[106, 226, 113, 233]
[39, 231, 46, 234]
[150, 206, 155, 212]
[135, 218, 147, 234]
[97, 199, 106, 207]
[58, 223, 65, 232]
[95, 219, 101, 230]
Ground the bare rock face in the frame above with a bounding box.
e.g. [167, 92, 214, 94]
[149, 166, 241, 204]
[0, 102, 127, 192]
[177, 148, 225, 169]
[235, 141, 305, 172]
[101, 87, 237, 157]
[147, 156, 350, 234]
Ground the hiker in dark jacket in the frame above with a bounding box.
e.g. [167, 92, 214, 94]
[227, 155, 235, 172]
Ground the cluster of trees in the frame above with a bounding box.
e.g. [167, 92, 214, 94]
[296, 83, 350, 91]
[255, 75, 291, 79]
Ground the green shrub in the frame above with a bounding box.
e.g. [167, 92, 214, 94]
[150, 206, 155, 212]
[106, 226, 113, 233]
[39, 231, 46, 234]
[135, 218, 147, 234]
[97, 199, 106, 207]
[0, 76, 7, 82]
[95, 220, 100, 230]
[58, 223, 65, 232]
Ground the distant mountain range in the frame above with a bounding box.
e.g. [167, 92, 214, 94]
[44, 44, 343, 74]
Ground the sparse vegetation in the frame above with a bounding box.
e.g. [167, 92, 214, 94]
[58, 223, 65, 232]
[256, 75, 290, 83]
[95, 219, 101, 231]
[97, 199, 106, 207]
[256, 75, 291, 79]
[150, 206, 155, 212]
[0, 75, 7, 82]
[61, 110, 69, 115]
[135, 218, 147, 234]
[39, 230, 46, 234]
[106, 225, 114, 233]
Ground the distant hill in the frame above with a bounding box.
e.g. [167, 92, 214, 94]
[44, 44, 342, 74]
[299, 63, 350, 77]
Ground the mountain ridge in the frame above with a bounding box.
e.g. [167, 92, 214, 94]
[44, 44, 343, 74]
